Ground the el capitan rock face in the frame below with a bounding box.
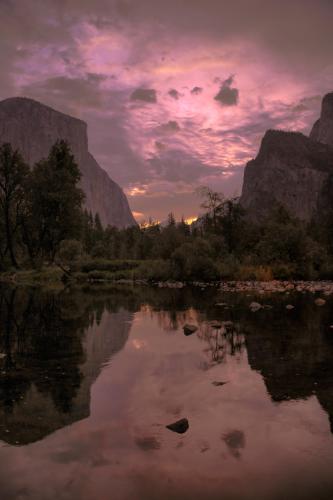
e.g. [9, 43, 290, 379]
[0, 97, 136, 228]
[240, 93, 333, 221]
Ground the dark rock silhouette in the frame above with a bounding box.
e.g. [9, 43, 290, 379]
[310, 92, 333, 146]
[240, 93, 333, 221]
[0, 97, 136, 228]
[166, 418, 189, 434]
[183, 324, 198, 336]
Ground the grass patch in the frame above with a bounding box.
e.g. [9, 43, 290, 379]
[0, 267, 63, 286]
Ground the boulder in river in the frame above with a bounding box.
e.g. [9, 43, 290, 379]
[183, 324, 198, 336]
[249, 302, 262, 312]
[166, 418, 189, 434]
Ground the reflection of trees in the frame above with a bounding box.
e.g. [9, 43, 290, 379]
[241, 293, 333, 433]
[197, 322, 245, 364]
[0, 288, 89, 418]
[0, 285, 132, 444]
[0, 287, 86, 416]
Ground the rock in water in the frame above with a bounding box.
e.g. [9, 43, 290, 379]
[315, 298, 326, 306]
[240, 92, 333, 222]
[183, 324, 198, 336]
[249, 302, 262, 312]
[166, 418, 189, 434]
[0, 97, 136, 228]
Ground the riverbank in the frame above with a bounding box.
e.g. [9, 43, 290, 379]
[2, 267, 333, 295]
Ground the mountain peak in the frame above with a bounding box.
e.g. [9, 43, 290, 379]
[310, 91, 333, 146]
[240, 92, 333, 222]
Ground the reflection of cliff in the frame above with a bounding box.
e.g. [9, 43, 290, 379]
[243, 295, 333, 432]
[0, 286, 132, 445]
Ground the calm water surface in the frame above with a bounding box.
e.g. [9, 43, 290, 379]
[1, 284, 333, 500]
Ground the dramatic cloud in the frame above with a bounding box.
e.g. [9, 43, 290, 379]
[155, 120, 181, 135]
[191, 87, 203, 95]
[0, 0, 332, 221]
[168, 89, 180, 100]
[292, 95, 322, 113]
[21, 74, 108, 110]
[214, 76, 239, 106]
[130, 88, 157, 103]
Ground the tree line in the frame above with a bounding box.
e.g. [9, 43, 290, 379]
[1, 140, 333, 281]
[0, 140, 83, 269]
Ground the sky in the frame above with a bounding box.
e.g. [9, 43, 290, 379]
[1, 0, 333, 222]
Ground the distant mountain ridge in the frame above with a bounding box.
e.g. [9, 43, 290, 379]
[0, 97, 136, 228]
[240, 92, 333, 221]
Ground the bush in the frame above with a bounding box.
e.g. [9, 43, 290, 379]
[218, 254, 240, 280]
[318, 261, 333, 280]
[79, 259, 141, 273]
[270, 263, 296, 280]
[236, 265, 273, 281]
[57, 239, 83, 265]
[135, 260, 172, 281]
[171, 239, 220, 281]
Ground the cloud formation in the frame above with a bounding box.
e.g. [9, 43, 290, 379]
[214, 76, 239, 106]
[191, 87, 203, 95]
[130, 88, 157, 103]
[155, 120, 181, 134]
[168, 89, 180, 100]
[0, 0, 332, 221]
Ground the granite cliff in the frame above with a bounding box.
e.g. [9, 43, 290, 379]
[0, 97, 136, 228]
[240, 92, 333, 221]
[310, 92, 333, 146]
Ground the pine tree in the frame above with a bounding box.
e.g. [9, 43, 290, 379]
[28, 140, 85, 261]
[0, 143, 29, 268]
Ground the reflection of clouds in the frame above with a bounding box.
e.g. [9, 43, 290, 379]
[131, 339, 146, 350]
[2, 301, 333, 499]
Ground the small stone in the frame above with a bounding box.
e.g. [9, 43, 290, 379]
[249, 302, 262, 312]
[166, 418, 189, 434]
[286, 305, 295, 310]
[315, 298, 326, 306]
[183, 324, 198, 336]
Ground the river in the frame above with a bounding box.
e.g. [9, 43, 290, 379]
[0, 284, 333, 500]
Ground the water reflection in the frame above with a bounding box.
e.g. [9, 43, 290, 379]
[243, 294, 333, 432]
[1, 285, 333, 499]
[0, 285, 133, 445]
